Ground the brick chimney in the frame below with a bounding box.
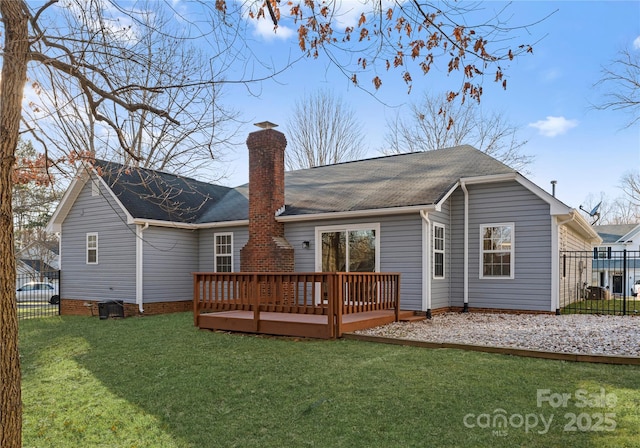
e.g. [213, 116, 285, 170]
[240, 123, 295, 272]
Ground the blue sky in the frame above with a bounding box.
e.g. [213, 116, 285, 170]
[217, 0, 639, 210]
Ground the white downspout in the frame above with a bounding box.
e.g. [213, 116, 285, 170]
[553, 214, 576, 314]
[420, 210, 432, 318]
[461, 181, 469, 312]
[136, 222, 149, 313]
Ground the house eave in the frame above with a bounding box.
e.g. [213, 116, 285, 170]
[130, 218, 249, 229]
[556, 210, 602, 244]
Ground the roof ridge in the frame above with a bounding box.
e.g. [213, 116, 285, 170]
[294, 145, 492, 172]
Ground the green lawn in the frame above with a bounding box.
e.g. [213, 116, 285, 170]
[19, 312, 640, 448]
[561, 298, 640, 315]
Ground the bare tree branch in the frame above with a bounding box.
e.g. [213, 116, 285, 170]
[593, 46, 640, 128]
[383, 91, 533, 171]
[285, 89, 367, 170]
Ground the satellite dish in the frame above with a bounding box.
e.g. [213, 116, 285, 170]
[579, 201, 601, 225]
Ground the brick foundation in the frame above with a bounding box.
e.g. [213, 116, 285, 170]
[60, 298, 192, 317]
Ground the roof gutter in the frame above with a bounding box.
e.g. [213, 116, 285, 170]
[459, 172, 518, 185]
[277, 204, 438, 223]
[420, 210, 432, 318]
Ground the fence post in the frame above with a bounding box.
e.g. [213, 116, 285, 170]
[57, 269, 61, 316]
[623, 249, 627, 316]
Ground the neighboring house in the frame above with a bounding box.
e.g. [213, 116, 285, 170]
[47, 126, 601, 316]
[592, 224, 640, 295]
[16, 240, 60, 288]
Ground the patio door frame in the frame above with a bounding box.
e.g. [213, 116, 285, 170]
[314, 223, 381, 273]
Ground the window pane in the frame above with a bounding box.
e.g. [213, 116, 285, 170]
[217, 256, 232, 272]
[215, 234, 232, 272]
[434, 253, 444, 277]
[433, 225, 445, 279]
[348, 230, 376, 272]
[322, 231, 346, 271]
[88, 249, 97, 263]
[434, 226, 444, 251]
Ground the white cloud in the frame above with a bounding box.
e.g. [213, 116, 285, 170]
[528, 116, 578, 137]
[541, 69, 561, 82]
[253, 18, 294, 41]
[247, 0, 397, 41]
[634, 35, 640, 50]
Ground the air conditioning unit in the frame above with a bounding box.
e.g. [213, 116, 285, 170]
[97, 300, 124, 319]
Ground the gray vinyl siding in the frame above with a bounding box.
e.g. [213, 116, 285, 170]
[60, 176, 136, 302]
[450, 181, 553, 311]
[284, 214, 424, 311]
[198, 227, 248, 272]
[561, 225, 593, 252]
[142, 227, 198, 302]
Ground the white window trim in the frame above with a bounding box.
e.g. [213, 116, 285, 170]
[214, 232, 234, 272]
[479, 222, 514, 279]
[433, 222, 445, 280]
[314, 223, 381, 272]
[86, 233, 98, 265]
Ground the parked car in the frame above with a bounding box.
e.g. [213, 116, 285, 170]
[16, 282, 60, 304]
[633, 280, 640, 297]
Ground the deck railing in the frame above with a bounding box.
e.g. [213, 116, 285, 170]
[193, 272, 401, 334]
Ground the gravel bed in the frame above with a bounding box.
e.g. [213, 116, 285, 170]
[354, 313, 640, 357]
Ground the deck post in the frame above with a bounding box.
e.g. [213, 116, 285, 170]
[394, 274, 400, 322]
[193, 273, 200, 326]
[326, 274, 334, 338]
[335, 273, 343, 338]
[252, 274, 260, 332]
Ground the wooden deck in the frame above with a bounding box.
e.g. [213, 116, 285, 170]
[193, 272, 403, 338]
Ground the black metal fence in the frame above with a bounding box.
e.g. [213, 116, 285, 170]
[15, 271, 60, 319]
[560, 250, 640, 316]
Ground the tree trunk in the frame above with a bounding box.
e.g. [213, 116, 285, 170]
[0, 1, 29, 447]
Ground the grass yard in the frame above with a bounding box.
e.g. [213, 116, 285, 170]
[561, 298, 640, 315]
[19, 312, 640, 448]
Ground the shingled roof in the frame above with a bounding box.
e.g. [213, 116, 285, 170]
[199, 145, 515, 222]
[96, 146, 515, 224]
[592, 224, 639, 243]
[94, 160, 232, 223]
